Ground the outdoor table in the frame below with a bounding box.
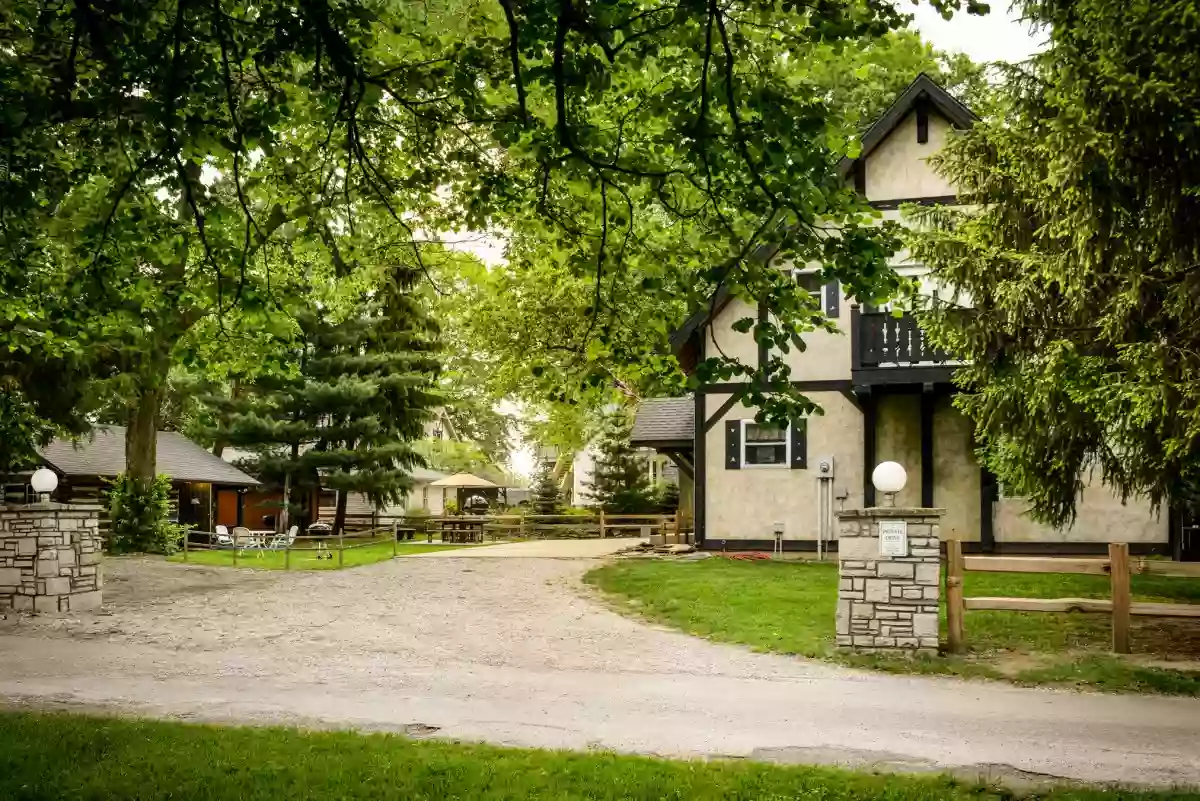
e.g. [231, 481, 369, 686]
[394, 526, 416, 541]
[441, 518, 484, 543]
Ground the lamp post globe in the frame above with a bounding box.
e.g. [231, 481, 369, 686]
[871, 461, 907, 507]
[30, 468, 58, 502]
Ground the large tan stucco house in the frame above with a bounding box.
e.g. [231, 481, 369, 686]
[633, 75, 1174, 557]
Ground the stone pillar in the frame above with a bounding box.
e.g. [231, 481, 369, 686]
[0, 503, 104, 614]
[835, 507, 943, 654]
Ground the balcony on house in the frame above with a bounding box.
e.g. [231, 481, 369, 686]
[850, 305, 959, 385]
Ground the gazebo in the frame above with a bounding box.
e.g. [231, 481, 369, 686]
[428, 472, 501, 513]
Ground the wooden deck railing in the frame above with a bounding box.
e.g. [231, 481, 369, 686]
[945, 541, 1200, 654]
[853, 308, 952, 368]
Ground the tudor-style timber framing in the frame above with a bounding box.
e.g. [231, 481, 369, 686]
[639, 73, 1169, 556]
[921, 385, 935, 507]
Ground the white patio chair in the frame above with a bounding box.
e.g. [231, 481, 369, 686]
[268, 525, 298, 550]
[214, 525, 234, 548]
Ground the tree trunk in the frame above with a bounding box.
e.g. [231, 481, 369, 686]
[210, 380, 242, 457]
[333, 490, 348, 538]
[125, 383, 164, 489]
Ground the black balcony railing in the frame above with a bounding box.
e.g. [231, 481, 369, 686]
[851, 307, 952, 369]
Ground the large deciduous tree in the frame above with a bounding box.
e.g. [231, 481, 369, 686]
[1, 0, 984, 516]
[909, 0, 1200, 525]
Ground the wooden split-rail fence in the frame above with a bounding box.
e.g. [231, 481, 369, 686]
[391, 512, 690, 544]
[183, 525, 399, 569]
[945, 541, 1200, 655]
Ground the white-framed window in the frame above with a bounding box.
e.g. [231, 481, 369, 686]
[741, 420, 790, 468]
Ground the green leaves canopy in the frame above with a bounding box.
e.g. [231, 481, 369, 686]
[1, 0, 985, 468]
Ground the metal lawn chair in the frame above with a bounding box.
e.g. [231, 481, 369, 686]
[232, 526, 263, 555]
[214, 525, 234, 548]
[268, 525, 298, 550]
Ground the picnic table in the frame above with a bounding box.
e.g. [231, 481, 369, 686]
[394, 526, 417, 541]
[437, 518, 484, 544]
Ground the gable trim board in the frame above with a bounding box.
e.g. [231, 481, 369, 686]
[869, 194, 958, 211]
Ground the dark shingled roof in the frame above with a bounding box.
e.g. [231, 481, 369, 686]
[630, 397, 695, 447]
[40, 426, 258, 486]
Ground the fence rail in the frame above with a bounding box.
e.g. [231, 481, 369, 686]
[945, 541, 1200, 655]
[393, 512, 689, 543]
[182, 525, 398, 569]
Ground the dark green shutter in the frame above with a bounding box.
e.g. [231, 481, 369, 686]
[725, 421, 741, 469]
[824, 281, 840, 318]
[790, 419, 808, 469]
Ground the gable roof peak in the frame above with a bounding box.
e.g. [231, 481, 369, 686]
[838, 72, 977, 177]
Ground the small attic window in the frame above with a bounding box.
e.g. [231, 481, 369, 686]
[916, 99, 929, 144]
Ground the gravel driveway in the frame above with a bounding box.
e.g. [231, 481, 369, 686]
[2, 550, 1199, 786]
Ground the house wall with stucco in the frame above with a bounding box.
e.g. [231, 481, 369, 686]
[693, 80, 1167, 550]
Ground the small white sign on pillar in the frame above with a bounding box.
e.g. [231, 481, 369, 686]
[879, 520, 908, 557]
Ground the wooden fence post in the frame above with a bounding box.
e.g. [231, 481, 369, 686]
[673, 513, 681, 544]
[338, 529, 345, 569]
[599, 510, 606, 538]
[183, 530, 189, 562]
[391, 521, 398, 558]
[284, 537, 291, 570]
[1110, 542, 1132, 654]
[945, 539, 966, 654]
[519, 513, 527, 540]
[232, 531, 238, 568]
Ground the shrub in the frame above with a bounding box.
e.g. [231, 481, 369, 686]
[107, 474, 186, 554]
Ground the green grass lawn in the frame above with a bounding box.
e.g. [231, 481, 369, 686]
[0, 712, 1193, 800]
[169, 539, 481, 570]
[584, 558, 1200, 695]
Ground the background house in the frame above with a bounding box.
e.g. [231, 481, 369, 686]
[13, 426, 259, 536]
[647, 75, 1168, 556]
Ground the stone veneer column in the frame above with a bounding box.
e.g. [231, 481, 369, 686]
[0, 503, 103, 614]
[835, 507, 943, 654]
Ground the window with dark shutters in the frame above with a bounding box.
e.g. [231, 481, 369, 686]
[724, 421, 741, 469]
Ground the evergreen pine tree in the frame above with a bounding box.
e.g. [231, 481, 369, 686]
[531, 460, 561, 515]
[585, 412, 655, 513]
[208, 276, 438, 536]
[656, 482, 681, 514]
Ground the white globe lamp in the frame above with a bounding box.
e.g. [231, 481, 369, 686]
[871, 461, 907, 507]
[30, 467, 58, 503]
